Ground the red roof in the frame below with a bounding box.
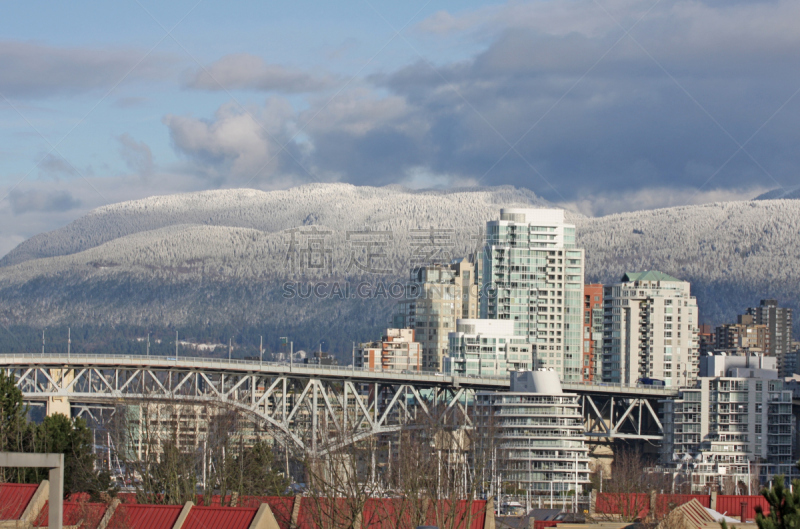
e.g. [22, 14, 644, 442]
[0, 483, 38, 520]
[33, 501, 108, 528]
[117, 492, 140, 504]
[298, 497, 354, 529]
[106, 504, 184, 529]
[296, 498, 488, 529]
[195, 494, 235, 506]
[181, 506, 258, 529]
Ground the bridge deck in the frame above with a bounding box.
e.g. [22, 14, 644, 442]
[0, 353, 678, 397]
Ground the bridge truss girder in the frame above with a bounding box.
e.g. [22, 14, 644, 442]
[581, 394, 665, 440]
[8, 365, 473, 456]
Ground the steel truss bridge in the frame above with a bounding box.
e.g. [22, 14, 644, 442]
[0, 354, 678, 454]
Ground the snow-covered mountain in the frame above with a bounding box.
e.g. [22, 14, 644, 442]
[576, 200, 800, 324]
[0, 184, 552, 329]
[1, 184, 799, 333]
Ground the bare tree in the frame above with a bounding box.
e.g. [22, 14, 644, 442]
[593, 447, 672, 522]
[302, 430, 386, 529]
[108, 396, 289, 506]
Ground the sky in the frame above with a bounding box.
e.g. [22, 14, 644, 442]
[1, 0, 799, 258]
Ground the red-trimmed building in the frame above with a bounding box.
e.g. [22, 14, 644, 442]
[583, 284, 604, 381]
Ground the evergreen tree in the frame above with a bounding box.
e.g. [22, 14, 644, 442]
[753, 475, 800, 529]
[722, 472, 800, 529]
[234, 440, 288, 497]
[35, 413, 113, 500]
[0, 371, 32, 483]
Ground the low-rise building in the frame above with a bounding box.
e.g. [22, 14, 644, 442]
[477, 370, 590, 495]
[444, 319, 533, 377]
[358, 328, 422, 372]
[661, 353, 795, 492]
[697, 324, 715, 356]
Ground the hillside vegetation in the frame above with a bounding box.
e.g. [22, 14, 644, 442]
[1, 184, 798, 355]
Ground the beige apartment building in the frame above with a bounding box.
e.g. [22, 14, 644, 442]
[714, 314, 770, 355]
[358, 328, 422, 372]
[395, 257, 480, 371]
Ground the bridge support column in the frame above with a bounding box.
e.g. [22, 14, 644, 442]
[46, 396, 71, 417]
[46, 368, 74, 417]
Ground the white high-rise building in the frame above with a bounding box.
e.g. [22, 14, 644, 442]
[477, 370, 590, 495]
[481, 208, 585, 381]
[602, 271, 699, 386]
[661, 353, 795, 491]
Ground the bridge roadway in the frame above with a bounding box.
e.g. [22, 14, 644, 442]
[0, 353, 679, 451]
[0, 353, 679, 396]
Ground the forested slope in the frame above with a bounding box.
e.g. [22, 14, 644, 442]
[1, 185, 798, 355]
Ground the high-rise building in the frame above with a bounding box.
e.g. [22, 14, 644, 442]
[747, 300, 794, 377]
[477, 370, 590, 495]
[583, 284, 603, 382]
[357, 328, 422, 372]
[396, 258, 480, 371]
[714, 315, 769, 355]
[602, 271, 699, 386]
[445, 319, 532, 377]
[481, 208, 585, 381]
[662, 353, 795, 491]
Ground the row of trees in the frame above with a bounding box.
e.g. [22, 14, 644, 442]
[0, 371, 112, 497]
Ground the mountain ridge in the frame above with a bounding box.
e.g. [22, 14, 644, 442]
[2, 185, 800, 338]
[0, 184, 551, 268]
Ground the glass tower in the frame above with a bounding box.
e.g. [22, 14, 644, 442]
[481, 208, 585, 381]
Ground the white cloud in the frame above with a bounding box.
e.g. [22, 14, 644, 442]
[184, 53, 337, 93]
[164, 100, 291, 178]
[0, 40, 174, 98]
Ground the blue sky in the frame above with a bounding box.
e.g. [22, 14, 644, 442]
[2, 0, 800, 257]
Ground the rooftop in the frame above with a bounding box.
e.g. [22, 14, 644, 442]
[621, 270, 683, 283]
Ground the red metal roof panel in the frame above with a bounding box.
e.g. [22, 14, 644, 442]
[106, 504, 184, 529]
[0, 483, 38, 520]
[181, 506, 258, 529]
[33, 501, 108, 529]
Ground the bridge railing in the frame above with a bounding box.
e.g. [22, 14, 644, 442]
[0, 353, 679, 394]
[0, 352, 514, 384]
